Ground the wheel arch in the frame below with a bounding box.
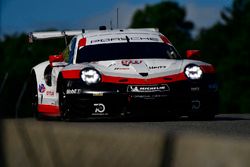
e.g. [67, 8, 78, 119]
[56, 72, 64, 93]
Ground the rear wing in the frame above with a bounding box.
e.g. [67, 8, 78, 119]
[28, 28, 159, 43]
[28, 30, 85, 43]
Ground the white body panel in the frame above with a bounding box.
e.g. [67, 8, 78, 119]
[32, 61, 63, 107]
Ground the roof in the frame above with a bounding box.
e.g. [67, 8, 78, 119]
[79, 28, 164, 46]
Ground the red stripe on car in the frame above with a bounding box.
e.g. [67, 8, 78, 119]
[200, 65, 216, 73]
[102, 72, 187, 85]
[38, 104, 60, 116]
[160, 35, 171, 44]
[62, 70, 81, 79]
[78, 38, 87, 49]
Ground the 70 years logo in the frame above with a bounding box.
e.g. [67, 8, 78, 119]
[94, 103, 106, 113]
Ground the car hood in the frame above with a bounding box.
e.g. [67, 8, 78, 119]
[89, 59, 183, 78]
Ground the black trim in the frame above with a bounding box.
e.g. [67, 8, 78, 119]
[60, 74, 219, 118]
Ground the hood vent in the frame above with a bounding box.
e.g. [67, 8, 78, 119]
[139, 73, 148, 77]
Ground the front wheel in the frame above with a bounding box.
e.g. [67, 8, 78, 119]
[58, 80, 73, 121]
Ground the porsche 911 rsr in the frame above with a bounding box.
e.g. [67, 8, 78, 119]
[29, 27, 218, 120]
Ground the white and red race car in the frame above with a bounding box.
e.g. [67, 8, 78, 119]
[29, 27, 218, 120]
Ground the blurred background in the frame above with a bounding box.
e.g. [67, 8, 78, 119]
[0, 0, 249, 117]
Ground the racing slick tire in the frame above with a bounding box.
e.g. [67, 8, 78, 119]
[30, 71, 41, 120]
[58, 76, 73, 121]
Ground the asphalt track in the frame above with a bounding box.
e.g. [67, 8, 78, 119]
[10, 114, 250, 137]
[62, 114, 248, 136]
[1, 114, 250, 167]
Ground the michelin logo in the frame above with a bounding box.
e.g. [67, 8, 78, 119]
[127, 85, 170, 93]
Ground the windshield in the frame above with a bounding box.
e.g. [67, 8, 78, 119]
[76, 42, 181, 63]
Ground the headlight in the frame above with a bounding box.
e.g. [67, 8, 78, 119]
[185, 65, 203, 80]
[81, 68, 101, 84]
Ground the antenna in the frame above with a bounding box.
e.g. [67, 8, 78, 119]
[110, 20, 113, 30]
[62, 31, 68, 46]
[116, 8, 119, 29]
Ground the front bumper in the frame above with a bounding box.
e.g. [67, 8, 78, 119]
[63, 77, 219, 118]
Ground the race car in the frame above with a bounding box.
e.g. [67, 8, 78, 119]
[29, 27, 218, 120]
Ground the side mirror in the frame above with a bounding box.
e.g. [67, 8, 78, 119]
[49, 54, 66, 67]
[186, 50, 201, 59]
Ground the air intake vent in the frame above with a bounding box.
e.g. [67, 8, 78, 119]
[139, 73, 148, 77]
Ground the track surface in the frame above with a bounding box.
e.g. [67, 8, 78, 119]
[12, 114, 250, 137]
[1, 114, 250, 167]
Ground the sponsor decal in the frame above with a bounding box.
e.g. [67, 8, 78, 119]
[149, 66, 166, 70]
[93, 92, 103, 96]
[66, 89, 81, 95]
[122, 60, 142, 66]
[92, 103, 108, 116]
[132, 94, 168, 99]
[127, 84, 170, 93]
[114, 67, 130, 70]
[191, 87, 200, 92]
[46, 91, 55, 96]
[91, 37, 159, 44]
[38, 84, 46, 93]
[94, 103, 105, 113]
[66, 89, 105, 96]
